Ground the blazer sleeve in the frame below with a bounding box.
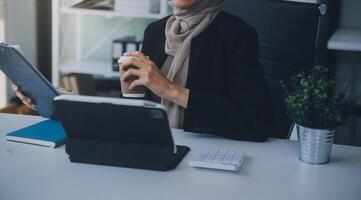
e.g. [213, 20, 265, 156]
[183, 27, 273, 142]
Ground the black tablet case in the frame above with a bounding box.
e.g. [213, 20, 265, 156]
[0, 44, 59, 118]
[54, 98, 190, 171]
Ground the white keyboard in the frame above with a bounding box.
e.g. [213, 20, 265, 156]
[189, 149, 247, 171]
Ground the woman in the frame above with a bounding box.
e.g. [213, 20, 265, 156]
[13, 0, 273, 141]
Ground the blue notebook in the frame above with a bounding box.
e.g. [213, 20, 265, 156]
[6, 120, 67, 148]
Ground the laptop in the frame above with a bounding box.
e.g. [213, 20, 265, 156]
[53, 95, 190, 171]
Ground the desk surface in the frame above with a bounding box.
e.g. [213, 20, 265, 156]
[0, 113, 361, 200]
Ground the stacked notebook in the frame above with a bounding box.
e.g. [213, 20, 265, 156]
[60, 73, 96, 96]
[6, 120, 67, 148]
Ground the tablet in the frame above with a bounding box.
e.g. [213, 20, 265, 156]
[53, 95, 190, 171]
[54, 95, 175, 149]
[0, 43, 59, 118]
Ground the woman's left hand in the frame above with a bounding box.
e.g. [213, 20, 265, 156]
[120, 51, 190, 108]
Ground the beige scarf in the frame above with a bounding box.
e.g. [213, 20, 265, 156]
[163, 0, 223, 128]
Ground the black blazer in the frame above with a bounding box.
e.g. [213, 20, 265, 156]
[142, 11, 273, 142]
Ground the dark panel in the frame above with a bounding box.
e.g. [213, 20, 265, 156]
[36, 0, 52, 81]
[260, 44, 315, 67]
[224, 0, 320, 50]
[335, 116, 361, 147]
[224, 0, 328, 138]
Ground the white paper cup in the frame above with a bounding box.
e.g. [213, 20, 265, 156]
[118, 56, 146, 98]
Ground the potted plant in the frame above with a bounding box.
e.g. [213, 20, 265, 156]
[281, 66, 352, 164]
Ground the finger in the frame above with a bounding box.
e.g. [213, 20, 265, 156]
[119, 58, 148, 71]
[119, 64, 128, 74]
[24, 97, 32, 104]
[121, 69, 142, 82]
[11, 84, 19, 92]
[28, 104, 36, 110]
[129, 79, 145, 90]
[124, 51, 148, 61]
[15, 91, 26, 100]
[29, 103, 36, 110]
[22, 100, 30, 107]
[22, 100, 35, 109]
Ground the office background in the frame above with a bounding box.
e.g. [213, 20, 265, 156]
[0, 0, 360, 145]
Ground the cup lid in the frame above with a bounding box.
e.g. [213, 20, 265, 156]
[118, 55, 149, 64]
[118, 56, 134, 64]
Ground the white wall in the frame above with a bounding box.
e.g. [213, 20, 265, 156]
[4, 0, 37, 65]
[0, 0, 6, 108]
[3, 0, 37, 102]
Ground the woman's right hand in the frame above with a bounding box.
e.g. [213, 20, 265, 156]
[11, 84, 36, 110]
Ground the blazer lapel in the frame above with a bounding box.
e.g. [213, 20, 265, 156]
[150, 31, 167, 69]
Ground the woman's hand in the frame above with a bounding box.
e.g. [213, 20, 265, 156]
[11, 84, 36, 110]
[120, 51, 190, 108]
[10, 85, 72, 111]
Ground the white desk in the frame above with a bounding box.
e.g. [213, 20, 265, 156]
[0, 113, 361, 200]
